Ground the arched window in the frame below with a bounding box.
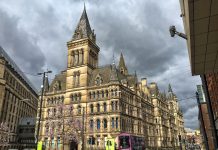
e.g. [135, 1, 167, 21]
[90, 120, 94, 129]
[103, 103, 107, 112]
[78, 105, 81, 114]
[73, 73, 76, 87]
[90, 104, 94, 113]
[120, 68, 124, 74]
[81, 49, 84, 64]
[95, 74, 102, 85]
[77, 71, 80, 86]
[102, 91, 104, 98]
[106, 90, 109, 97]
[97, 103, 100, 112]
[116, 117, 118, 128]
[47, 109, 50, 116]
[78, 93, 82, 101]
[115, 101, 118, 110]
[93, 92, 96, 99]
[47, 99, 50, 105]
[54, 97, 57, 104]
[115, 89, 118, 96]
[111, 89, 114, 96]
[111, 101, 114, 111]
[57, 97, 60, 104]
[97, 119, 100, 129]
[111, 118, 114, 128]
[97, 91, 100, 99]
[74, 94, 78, 101]
[103, 119, 107, 129]
[45, 122, 49, 134]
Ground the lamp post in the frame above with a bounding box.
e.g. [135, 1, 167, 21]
[81, 107, 85, 150]
[36, 70, 52, 146]
[178, 134, 182, 150]
[169, 25, 187, 40]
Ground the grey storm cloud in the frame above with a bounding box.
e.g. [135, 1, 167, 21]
[0, 9, 45, 73]
[0, 0, 201, 129]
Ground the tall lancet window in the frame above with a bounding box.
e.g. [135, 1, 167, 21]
[71, 51, 75, 66]
[73, 72, 77, 87]
[81, 49, 84, 64]
[77, 71, 80, 86]
[74, 50, 79, 66]
[73, 71, 80, 87]
[79, 49, 84, 65]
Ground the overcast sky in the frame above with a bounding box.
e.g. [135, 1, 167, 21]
[0, 0, 201, 129]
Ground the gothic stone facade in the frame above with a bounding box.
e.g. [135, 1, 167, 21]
[38, 7, 185, 150]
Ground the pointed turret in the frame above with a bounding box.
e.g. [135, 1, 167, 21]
[134, 71, 138, 83]
[110, 56, 119, 82]
[44, 75, 49, 92]
[168, 84, 173, 93]
[118, 52, 128, 75]
[168, 84, 175, 99]
[72, 5, 96, 42]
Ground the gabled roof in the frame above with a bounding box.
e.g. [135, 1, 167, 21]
[49, 71, 66, 92]
[88, 64, 137, 87]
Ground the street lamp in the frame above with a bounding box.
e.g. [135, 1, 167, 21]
[36, 70, 52, 146]
[169, 25, 187, 40]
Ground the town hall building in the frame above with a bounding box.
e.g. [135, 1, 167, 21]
[38, 6, 184, 150]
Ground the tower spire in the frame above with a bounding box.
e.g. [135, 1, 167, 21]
[112, 52, 115, 65]
[168, 84, 173, 93]
[72, 5, 96, 42]
[118, 52, 128, 75]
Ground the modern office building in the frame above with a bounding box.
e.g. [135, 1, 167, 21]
[179, 1, 218, 149]
[0, 46, 38, 149]
[197, 85, 214, 150]
[17, 117, 36, 149]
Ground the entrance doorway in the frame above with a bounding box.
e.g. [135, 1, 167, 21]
[70, 140, 78, 150]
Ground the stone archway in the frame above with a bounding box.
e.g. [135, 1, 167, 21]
[70, 140, 78, 150]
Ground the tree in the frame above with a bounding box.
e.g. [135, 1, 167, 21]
[0, 122, 9, 146]
[44, 103, 82, 149]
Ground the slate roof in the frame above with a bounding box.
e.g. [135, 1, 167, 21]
[48, 64, 137, 91]
[72, 6, 93, 41]
[88, 65, 137, 87]
[49, 71, 66, 92]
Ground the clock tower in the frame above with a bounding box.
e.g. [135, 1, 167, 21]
[65, 6, 100, 103]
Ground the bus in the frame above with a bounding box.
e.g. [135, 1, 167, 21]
[118, 133, 145, 150]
